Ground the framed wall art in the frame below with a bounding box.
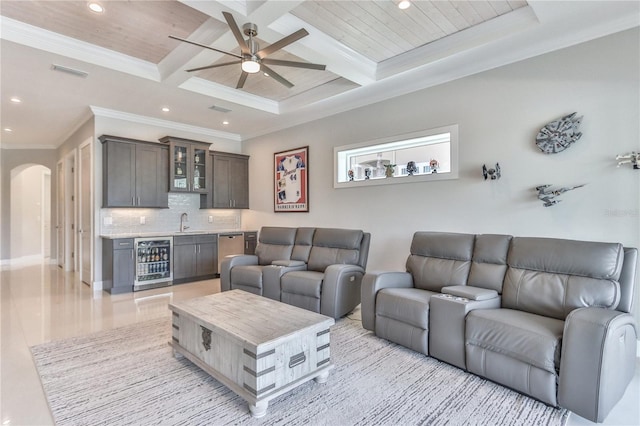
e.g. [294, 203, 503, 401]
[274, 146, 309, 212]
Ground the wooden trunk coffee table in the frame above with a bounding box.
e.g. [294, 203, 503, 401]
[168, 290, 335, 418]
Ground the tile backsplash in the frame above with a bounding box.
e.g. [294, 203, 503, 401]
[100, 193, 241, 235]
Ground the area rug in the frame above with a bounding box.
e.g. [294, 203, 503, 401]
[31, 316, 568, 426]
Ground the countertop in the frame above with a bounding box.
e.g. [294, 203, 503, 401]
[100, 230, 255, 239]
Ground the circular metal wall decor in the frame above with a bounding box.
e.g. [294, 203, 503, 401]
[535, 112, 583, 154]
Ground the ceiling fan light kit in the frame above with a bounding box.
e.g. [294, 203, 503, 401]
[170, 11, 326, 89]
[241, 58, 260, 74]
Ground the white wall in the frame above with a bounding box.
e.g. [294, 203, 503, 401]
[242, 29, 640, 316]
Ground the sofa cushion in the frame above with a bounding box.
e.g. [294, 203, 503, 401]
[406, 232, 474, 292]
[467, 234, 512, 293]
[376, 288, 437, 330]
[255, 227, 297, 265]
[507, 237, 624, 279]
[503, 238, 623, 319]
[230, 265, 263, 289]
[307, 228, 363, 272]
[281, 271, 324, 298]
[291, 227, 315, 262]
[466, 309, 564, 374]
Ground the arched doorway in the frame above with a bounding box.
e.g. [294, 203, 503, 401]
[10, 164, 52, 265]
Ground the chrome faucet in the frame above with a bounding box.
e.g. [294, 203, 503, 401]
[180, 212, 189, 232]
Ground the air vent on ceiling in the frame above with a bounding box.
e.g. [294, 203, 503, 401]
[51, 64, 89, 78]
[209, 105, 232, 113]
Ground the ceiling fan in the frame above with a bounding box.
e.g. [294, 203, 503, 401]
[169, 12, 326, 89]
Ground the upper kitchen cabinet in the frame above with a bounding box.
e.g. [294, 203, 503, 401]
[100, 135, 169, 208]
[209, 152, 249, 209]
[159, 136, 211, 194]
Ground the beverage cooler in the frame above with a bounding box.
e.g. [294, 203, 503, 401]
[134, 237, 173, 291]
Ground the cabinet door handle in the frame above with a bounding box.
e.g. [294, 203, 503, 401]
[132, 196, 135, 205]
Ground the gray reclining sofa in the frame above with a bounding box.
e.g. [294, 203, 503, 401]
[361, 231, 638, 423]
[220, 226, 370, 319]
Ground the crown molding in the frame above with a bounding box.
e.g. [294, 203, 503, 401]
[0, 143, 57, 150]
[89, 106, 242, 141]
[0, 16, 160, 81]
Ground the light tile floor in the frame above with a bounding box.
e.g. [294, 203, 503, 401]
[1, 262, 639, 425]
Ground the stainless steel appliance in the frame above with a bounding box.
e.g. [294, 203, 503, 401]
[134, 237, 173, 291]
[217, 233, 245, 272]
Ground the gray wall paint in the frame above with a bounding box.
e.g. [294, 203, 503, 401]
[242, 29, 640, 319]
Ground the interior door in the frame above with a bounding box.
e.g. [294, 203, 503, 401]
[64, 151, 76, 271]
[57, 160, 64, 268]
[79, 141, 92, 284]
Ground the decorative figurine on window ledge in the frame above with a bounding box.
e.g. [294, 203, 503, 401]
[406, 161, 418, 176]
[429, 159, 439, 173]
[536, 184, 586, 207]
[348, 169, 354, 181]
[384, 164, 396, 177]
[364, 168, 371, 180]
[616, 152, 639, 169]
[482, 163, 501, 180]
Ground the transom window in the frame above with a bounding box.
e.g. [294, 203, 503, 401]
[334, 124, 458, 188]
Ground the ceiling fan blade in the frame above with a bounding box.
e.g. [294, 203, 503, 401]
[261, 58, 326, 71]
[169, 35, 242, 59]
[222, 12, 250, 55]
[186, 61, 241, 72]
[236, 71, 249, 89]
[257, 29, 309, 58]
[261, 64, 294, 88]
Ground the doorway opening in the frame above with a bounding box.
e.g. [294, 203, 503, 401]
[10, 164, 52, 265]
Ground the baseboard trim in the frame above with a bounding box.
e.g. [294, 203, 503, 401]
[1, 255, 49, 269]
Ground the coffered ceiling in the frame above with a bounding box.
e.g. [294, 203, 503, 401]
[1, 1, 638, 148]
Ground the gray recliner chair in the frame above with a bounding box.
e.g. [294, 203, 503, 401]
[220, 227, 299, 298]
[361, 231, 638, 423]
[221, 226, 370, 319]
[465, 237, 638, 423]
[280, 228, 370, 318]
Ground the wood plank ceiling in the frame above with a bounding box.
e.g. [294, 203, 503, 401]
[0, 0, 212, 63]
[0, 0, 528, 100]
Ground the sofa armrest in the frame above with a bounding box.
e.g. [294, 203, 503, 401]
[320, 264, 366, 319]
[361, 271, 414, 331]
[262, 263, 307, 301]
[558, 307, 638, 423]
[441, 285, 499, 301]
[220, 255, 258, 292]
[429, 293, 501, 369]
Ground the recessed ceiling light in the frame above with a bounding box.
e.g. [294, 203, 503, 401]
[398, 0, 411, 10]
[222, 120, 229, 125]
[88, 2, 104, 13]
[10, 97, 21, 103]
[263, 72, 269, 77]
[4, 128, 13, 132]
[162, 107, 170, 112]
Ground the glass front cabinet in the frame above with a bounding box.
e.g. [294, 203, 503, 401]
[160, 136, 211, 193]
